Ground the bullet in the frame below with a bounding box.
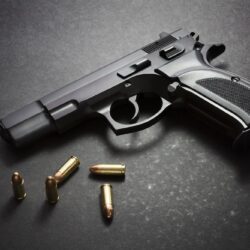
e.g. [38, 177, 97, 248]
[101, 184, 114, 220]
[45, 176, 59, 204]
[54, 156, 80, 184]
[11, 172, 26, 200]
[90, 164, 125, 176]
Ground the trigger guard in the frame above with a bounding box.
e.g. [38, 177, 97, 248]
[102, 97, 172, 135]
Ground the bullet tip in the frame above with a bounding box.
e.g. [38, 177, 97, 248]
[89, 165, 96, 173]
[46, 176, 57, 187]
[45, 176, 59, 204]
[12, 172, 23, 184]
[104, 206, 113, 219]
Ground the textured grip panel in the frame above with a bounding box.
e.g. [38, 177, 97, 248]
[197, 78, 250, 114]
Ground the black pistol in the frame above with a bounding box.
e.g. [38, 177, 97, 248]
[1, 29, 250, 148]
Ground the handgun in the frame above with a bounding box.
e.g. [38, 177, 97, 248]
[1, 29, 250, 148]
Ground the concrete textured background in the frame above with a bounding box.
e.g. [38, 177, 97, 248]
[0, 0, 250, 249]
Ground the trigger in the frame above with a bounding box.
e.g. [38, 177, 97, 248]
[128, 95, 140, 123]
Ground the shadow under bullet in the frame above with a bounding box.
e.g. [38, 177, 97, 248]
[1, 196, 25, 220]
[35, 200, 57, 223]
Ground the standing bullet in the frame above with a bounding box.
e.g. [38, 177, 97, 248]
[45, 176, 59, 204]
[90, 164, 125, 176]
[54, 156, 80, 184]
[11, 172, 26, 200]
[101, 184, 114, 220]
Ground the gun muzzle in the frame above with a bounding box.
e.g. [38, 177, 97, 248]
[0, 101, 56, 147]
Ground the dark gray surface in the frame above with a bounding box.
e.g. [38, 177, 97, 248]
[0, 0, 250, 249]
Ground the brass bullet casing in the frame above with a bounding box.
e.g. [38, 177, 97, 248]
[101, 184, 114, 220]
[11, 172, 26, 200]
[90, 164, 125, 176]
[54, 156, 80, 184]
[45, 176, 59, 204]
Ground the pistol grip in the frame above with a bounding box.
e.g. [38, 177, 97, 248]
[178, 67, 250, 148]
